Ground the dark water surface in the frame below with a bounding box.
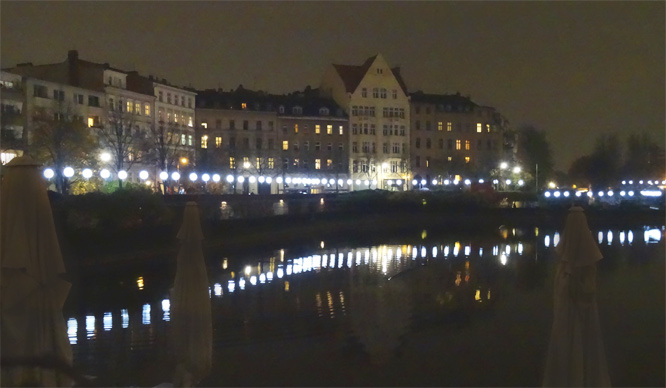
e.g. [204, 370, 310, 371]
[64, 225, 665, 387]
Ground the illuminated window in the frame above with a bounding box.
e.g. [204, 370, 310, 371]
[215, 137, 222, 148]
[282, 141, 289, 150]
[294, 124, 298, 134]
[477, 123, 482, 133]
[87, 117, 94, 127]
[256, 157, 261, 169]
[201, 135, 208, 149]
[135, 102, 141, 114]
[181, 134, 186, 145]
[174, 113, 178, 123]
[327, 125, 332, 135]
[438, 122, 443, 131]
[144, 104, 150, 116]
[327, 159, 333, 168]
[243, 157, 249, 165]
[486, 124, 491, 132]
[315, 125, 321, 134]
[268, 158, 274, 169]
[201, 122, 208, 129]
[315, 159, 321, 170]
[126, 101, 133, 113]
[229, 157, 236, 168]
[456, 140, 461, 150]
[188, 116, 193, 127]
[465, 140, 470, 150]
[426, 157, 430, 168]
[447, 122, 452, 132]
[293, 158, 299, 168]
[241, 103, 247, 109]
[188, 135, 193, 146]
[465, 156, 471, 163]
[448, 156, 452, 161]
[339, 126, 343, 135]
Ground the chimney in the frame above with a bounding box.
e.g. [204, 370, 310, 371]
[68, 50, 79, 87]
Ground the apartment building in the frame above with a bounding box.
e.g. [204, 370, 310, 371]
[320, 54, 410, 190]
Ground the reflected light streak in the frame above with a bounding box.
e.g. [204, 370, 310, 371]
[86, 315, 95, 339]
[464, 246, 471, 256]
[619, 231, 626, 245]
[500, 254, 508, 266]
[162, 299, 171, 322]
[103, 312, 112, 331]
[598, 231, 604, 244]
[607, 231, 613, 245]
[544, 235, 550, 248]
[228, 280, 236, 293]
[553, 232, 560, 247]
[421, 246, 426, 258]
[628, 231, 634, 244]
[518, 243, 523, 255]
[142, 304, 151, 325]
[412, 247, 418, 259]
[121, 309, 129, 329]
[67, 318, 77, 344]
[214, 283, 222, 296]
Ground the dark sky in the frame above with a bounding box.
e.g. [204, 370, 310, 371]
[2, 1, 663, 170]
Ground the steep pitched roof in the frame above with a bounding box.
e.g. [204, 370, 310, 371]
[332, 55, 377, 93]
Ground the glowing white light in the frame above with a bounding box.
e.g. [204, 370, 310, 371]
[444, 179, 450, 185]
[644, 228, 661, 243]
[639, 180, 644, 184]
[505, 245, 511, 254]
[544, 235, 550, 247]
[432, 179, 438, 185]
[387, 180, 394, 186]
[598, 231, 604, 244]
[464, 179, 471, 185]
[103, 312, 112, 331]
[259, 273, 266, 283]
[628, 191, 634, 197]
[421, 247, 426, 257]
[266, 272, 273, 281]
[86, 315, 95, 337]
[500, 162, 508, 169]
[314, 178, 322, 185]
[81, 168, 93, 179]
[505, 179, 511, 185]
[100, 169, 111, 179]
[338, 179, 343, 186]
[648, 180, 653, 185]
[396, 179, 403, 185]
[226, 174, 234, 183]
[276, 176, 283, 184]
[640, 190, 662, 197]
[518, 179, 525, 186]
[118, 170, 128, 180]
[142, 304, 151, 325]
[189, 172, 198, 182]
[563, 191, 570, 197]
[266, 177, 272, 183]
[100, 152, 111, 162]
[136, 170, 148, 180]
[628, 230, 634, 243]
[607, 190, 613, 197]
[239, 278, 246, 290]
[364, 180, 370, 186]
[479, 179, 485, 184]
[237, 176, 245, 183]
[43, 168, 55, 179]
[553, 232, 560, 246]
[628, 180, 633, 184]
[443, 246, 450, 256]
[587, 192, 593, 198]
[421, 179, 427, 185]
[321, 178, 328, 185]
[277, 268, 284, 278]
[500, 254, 507, 265]
[202, 173, 210, 182]
[597, 191, 604, 197]
[492, 179, 499, 185]
[432, 246, 438, 257]
[513, 166, 521, 174]
[160, 171, 168, 180]
[249, 176, 256, 183]
[619, 231, 626, 245]
[162, 299, 171, 312]
[464, 246, 471, 256]
[412, 179, 418, 185]
[228, 280, 236, 293]
[169, 171, 179, 181]
[518, 243, 523, 255]
[347, 179, 352, 185]
[621, 180, 626, 185]
[554, 191, 561, 198]
[544, 191, 551, 198]
[575, 191, 582, 197]
[63, 167, 74, 178]
[213, 283, 222, 296]
[250, 276, 257, 286]
[285, 177, 292, 184]
[620, 191, 626, 196]
[355, 179, 361, 185]
[607, 231, 613, 245]
[121, 309, 129, 328]
[67, 318, 77, 344]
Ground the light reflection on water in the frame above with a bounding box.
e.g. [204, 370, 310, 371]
[65, 225, 664, 380]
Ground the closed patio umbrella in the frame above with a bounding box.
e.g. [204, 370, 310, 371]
[543, 206, 611, 387]
[0, 156, 73, 387]
[171, 202, 212, 387]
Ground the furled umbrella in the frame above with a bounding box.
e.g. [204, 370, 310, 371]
[543, 206, 611, 387]
[170, 202, 212, 387]
[0, 156, 73, 387]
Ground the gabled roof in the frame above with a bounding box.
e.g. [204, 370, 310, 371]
[409, 91, 478, 109]
[332, 54, 408, 94]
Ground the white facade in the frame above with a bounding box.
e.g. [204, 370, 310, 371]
[320, 54, 411, 190]
[153, 82, 197, 169]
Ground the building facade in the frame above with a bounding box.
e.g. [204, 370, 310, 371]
[0, 71, 26, 164]
[320, 54, 411, 190]
[409, 92, 509, 184]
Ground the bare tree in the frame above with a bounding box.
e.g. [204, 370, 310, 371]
[144, 121, 182, 193]
[28, 100, 97, 194]
[95, 108, 145, 188]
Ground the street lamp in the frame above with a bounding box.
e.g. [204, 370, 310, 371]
[100, 152, 111, 162]
[118, 170, 128, 180]
[189, 172, 198, 182]
[202, 173, 210, 183]
[82, 168, 93, 179]
[139, 170, 149, 180]
[500, 162, 508, 170]
[44, 168, 55, 179]
[513, 166, 521, 174]
[63, 167, 74, 178]
[171, 172, 181, 181]
[159, 171, 168, 181]
[212, 174, 220, 183]
[100, 169, 111, 180]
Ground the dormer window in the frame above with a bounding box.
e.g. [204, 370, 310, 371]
[278, 105, 285, 114]
[292, 106, 302, 115]
[241, 103, 247, 109]
[319, 107, 329, 116]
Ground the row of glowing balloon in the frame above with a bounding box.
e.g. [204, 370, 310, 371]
[543, 189, 663, 198]
[413, 178, 525, 186]
[621, 180, 666, 185]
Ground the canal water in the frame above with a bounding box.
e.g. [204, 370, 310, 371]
[64, 224, 664, 387]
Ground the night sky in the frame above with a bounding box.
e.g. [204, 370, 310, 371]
[2, 1, 663, 170]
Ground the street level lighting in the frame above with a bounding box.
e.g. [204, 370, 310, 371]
[500, 162, 508, 170]
[513, 166, 521, 174]
[118, 170, 128, 180]
[100, 169, 111, 180]
[44, 168, 55, 179]
[171, 172, 180, 181]
[139, 170, 149, 180]
[63, 167, 74, 178]
[82, 168, 93, 179]
[160, 171, 168, 181]
[202, 173, 210, 182]
[189, 172, 198, 182]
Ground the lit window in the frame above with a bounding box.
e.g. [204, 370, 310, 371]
[188, 135, 192, 146]
[447, 122, 452, 132]
[144, 105, 150, 116]
[188, 116, 193, 127]
[486, 124, 491, 132]
[339, 126, 343, 135]
[327, 159, 333, 168]
[215, 137, 222, 148]
[87, 117, 94, 127]
[241, 103, 247, 109]
[256, 157, 261, 169]
[426, 158, 430, 168]
[456, 140, 461, 150]
[477, 123, 482, 133]
[174, 113, 178, 123]
[327, 125, 332, 135]
[229, 157, 236, 168]
[181, 134, 186, 145]
[438, 122, 443, 131]
[243, 156, 249, 165]
[127, 101, 133, 112]
[282, 140, 289, 150]
[315, 159, 321, 170]
[448, 156, 452, 161]
[201, 122, 208, 129]
[135, 102, 141, 114]
[294, 124, 298, 134]
[315, 125, 321, 134]
[201, 135, 208, 149]
[465, 156, 471, 163]
[465, 140, 470, 150]
[268, 158, 274, 169]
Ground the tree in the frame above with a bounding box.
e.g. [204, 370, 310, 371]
[144, 121, 182, 193]
[96, 108, 145, 188]
[28, 100, 98, 194]
[589, 133, 621, 188]
[622, 133, 665, 179]
[514, 125, 554, 190]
